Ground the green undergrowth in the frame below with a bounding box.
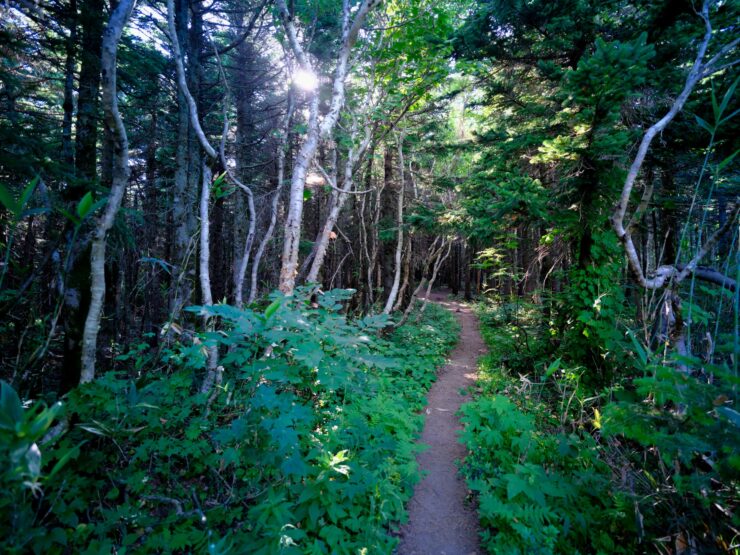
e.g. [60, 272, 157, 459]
[459, 300, 634, 555]
[461, 297, 740, 554]
[1, 289, 459, 554]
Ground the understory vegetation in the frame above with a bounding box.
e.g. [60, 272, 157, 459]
[1, 293, 458, 554]
[461, 297, 740, 554]
[1, 0, 738, 551]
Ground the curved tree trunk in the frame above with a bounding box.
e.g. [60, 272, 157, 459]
[393, 235, 412, 311]
[306, 127, 372, 284]
[233, 183, 256, 306]
[198, 163, 220, 393]
[79, 0, 136, 383]
[276, 0, 376, 295]
[248, 92, 294, 303]
[383, 134, 405, 314]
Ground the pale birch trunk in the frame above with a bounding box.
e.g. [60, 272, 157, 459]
[418, 241, 452, 319]
[211, 47, 259, 308]
[393, 235, 412, 311]
[79, 0, 135, 383]
[383, 134, 405, 314]
[198, 163, 220, 393]
[611, 0, 739, 292]
[279, 92, 319, 293]
[276, 0, 378, 295]
[248, 92, 295, 303]
[366, 178, 384, 306]
[167, 0, 221, 391]
[394, 238, 443, 328]
[233, 191, 255, 306]
[306, 128, 372, 283]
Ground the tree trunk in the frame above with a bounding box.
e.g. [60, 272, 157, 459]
[276, 0, 376, 295]
[279, 92, 319, 294]
[198, 163, 220, 393]
[61, 0, 105, 392]
[306, 127, 372, 284]
[61, 0, 77, 168]
[249, 92, 294, 303]
[74, 0, 104, 180]
[79, 0, 136, 383]
[383, 134, 405, 314]
[170, 0, 195, 319]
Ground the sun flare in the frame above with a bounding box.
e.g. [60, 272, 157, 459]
[293, 68, 319, 91]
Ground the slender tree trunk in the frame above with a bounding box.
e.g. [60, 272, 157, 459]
[74, 0, 104, 180]
[279, 92, 319, 293]
[383, 134, 405, 314]
[61, 0, 77, 168]
[61, 0, 105, 392]
[198, 163, 220, 393]
[248, 92, 294, 303]
[211, 195, 226, 300]
[393, 235, 412, 311]
[395, 238, 444, 327]
[233, 190, 256, 306]
[464, 242, 473, 301]
[306, 128, 372, 284]
[170, 0, 194, 319]
[79, 0, 136, 383]
[418, 241, 452, 319]
[143, 110, 162, 338]
[276, 0, 376, 295]
[367, 171, 384, 306]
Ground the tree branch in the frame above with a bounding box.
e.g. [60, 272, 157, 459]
[166, 0, 216, 159]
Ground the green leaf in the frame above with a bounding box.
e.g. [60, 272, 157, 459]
[717, 149, 739, 173]
[694, 114, 714, 135]
[18, 177, 39, 213]
[76, 191, 94, 219]
[57, 207, 80, 225]
[47, 442, 85, 480]
[0, 183, 19, 216]
[264, 299, 281, 320]
[718, 76, 738, 121]
[627, 330, 648, 368]
[720, 107, 740, 125]
[0, 380, 23, 430]
[544, 358, 561, 378]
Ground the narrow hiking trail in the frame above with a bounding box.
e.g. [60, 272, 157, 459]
[398, 291, 485, 555]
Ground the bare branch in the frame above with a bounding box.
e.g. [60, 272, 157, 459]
[315, 164, 373, 195]
[611, 0, 721, 291]
[675, 204, 740, 284]
[166, 0, 216, 159]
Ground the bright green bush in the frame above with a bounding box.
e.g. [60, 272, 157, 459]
[465, 296, 740, 553]
[459, 368, 633, 554]
[0, 289, 459, 554]
[461, 302, 634, 554]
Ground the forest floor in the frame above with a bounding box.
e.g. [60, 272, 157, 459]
[397, 290, 484, 555]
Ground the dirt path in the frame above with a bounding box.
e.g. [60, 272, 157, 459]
[397, 290, 484, 555]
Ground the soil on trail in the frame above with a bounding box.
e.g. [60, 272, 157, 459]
[397, 290, 484, 555]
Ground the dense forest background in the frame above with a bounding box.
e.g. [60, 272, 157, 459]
[0, 0, 738, 552]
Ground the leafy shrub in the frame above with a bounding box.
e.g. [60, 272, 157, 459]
[466, 294, 740, 554]
[459, 369, 633, 554]
[0, 289, 459, 554]
[601, 348, 740, 551]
